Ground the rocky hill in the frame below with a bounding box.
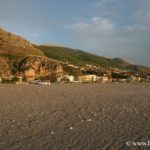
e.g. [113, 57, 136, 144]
[0, 28, 44, 76]
[0, 28, 43, 56]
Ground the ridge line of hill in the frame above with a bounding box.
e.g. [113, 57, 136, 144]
[0, 27, 150, 76]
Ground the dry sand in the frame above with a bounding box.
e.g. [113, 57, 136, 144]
[0, 83, 150, 150]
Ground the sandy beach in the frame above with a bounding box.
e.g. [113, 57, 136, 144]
[0, 83, 150, 150]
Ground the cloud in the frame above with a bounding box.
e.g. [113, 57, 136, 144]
[135, 10, 150, 25]
[66, 17, 114, 36]
[64, 0, 150, 66]
[65, 16, 150, 66]
[65, 16, 115, 54]
[95, 0, 118, 8]
[65, 17, 115, 54]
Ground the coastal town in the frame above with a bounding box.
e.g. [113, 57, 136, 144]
[0, 57, 150, 84]
[0, 27, 150, 85]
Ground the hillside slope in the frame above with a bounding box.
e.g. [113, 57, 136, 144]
[0, 28, 44, 75]
[0, 28, 43, 57]
[35, 45, 150, 74]
[35, 45, 121, 68]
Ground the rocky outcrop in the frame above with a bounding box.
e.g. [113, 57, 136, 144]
[0, 57, 11, 76]
[0, 27, 44, 77]
[18, 56, 64, 81]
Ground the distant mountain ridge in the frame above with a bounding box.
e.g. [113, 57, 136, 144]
[35, 45, 150, 74]
[0, 27, 150, 76]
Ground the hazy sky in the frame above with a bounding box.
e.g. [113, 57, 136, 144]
[0, 0, 150, 66]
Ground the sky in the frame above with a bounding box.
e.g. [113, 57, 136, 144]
[0, 0, 150, 66]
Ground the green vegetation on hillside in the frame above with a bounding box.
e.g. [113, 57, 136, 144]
[35, 45, 120, 68]
[35, 45, 150, 74]
[62, 64, 82, 78]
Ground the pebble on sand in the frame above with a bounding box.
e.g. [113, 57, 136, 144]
[91, 112, 96, 117]
[86, 119, 92, 122]
[50, 131, 55, 135]
[69, 126, 73, 130]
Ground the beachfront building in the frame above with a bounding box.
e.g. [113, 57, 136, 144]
[97, 76, 109, 83]
[135, 77, 141, 82]
[117, 78, 127, 83]
[78, 75, 97, 83]
[57, 75, 74, 82]
[127, 76, 136, 82]
[146, 76, 150, 82]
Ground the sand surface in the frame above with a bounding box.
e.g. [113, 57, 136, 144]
[0, 83, 150, 150]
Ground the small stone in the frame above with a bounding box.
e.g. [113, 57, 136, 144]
[50, 131, 55, 135]
[69, 126, 73, 130]
[86, 119, 92, 122]
[7, 129, 11, 134]
[91, 112, 96, 116]
[113, 120, 116, 123]
[78, 115, 82, 118]
[102, 108, 105, 112]
[11, 119, 15, 123]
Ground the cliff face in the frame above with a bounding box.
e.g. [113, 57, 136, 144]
[0, 57, 11, 76]
[18, 56, 64, 81]
[0, 28, 64, 80]
[0, 27, 45, 76]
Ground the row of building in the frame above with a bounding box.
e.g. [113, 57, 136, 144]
[1, 73, 150, 84]
[56, 74, 146, 83]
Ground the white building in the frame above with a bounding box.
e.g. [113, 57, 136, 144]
[57, 75, 74, 82]
[97, 76, 109, 83]
[127, 76, 136, 82]
[78, 75, 97, 83]
[146, 76, 150, 82]
[118, 79, 127, 83]
[136, 77, 141, 82]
